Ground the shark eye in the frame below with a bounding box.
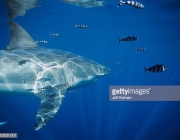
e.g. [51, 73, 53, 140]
[103, 68, 107, 73]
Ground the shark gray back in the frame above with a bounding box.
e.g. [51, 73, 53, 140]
[0, 20, 110, 130]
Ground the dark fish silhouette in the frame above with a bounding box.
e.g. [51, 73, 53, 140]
[117, 70, 123, 72]
[73, 23, 88, 29]
[118, 36, 138, 43]
[135, 47, 145, 52]
[36, 78, 51, 82]
[144, 65, 167, 74]
[117, 0, 144, 9]
[24, 89, 34, 92]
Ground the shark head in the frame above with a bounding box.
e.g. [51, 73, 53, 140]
[63, 57, 110, 89]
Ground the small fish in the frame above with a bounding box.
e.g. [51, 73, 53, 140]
[41, 86, 52, 90]
[144, 64, 167, 74]
[69, 90, 77, 93]
[105, 60, 111, 63]
[24, 89, 34, 92]
[117, 0, 144, 9]
[73, 23, 88, 29]
[0, 122, 7, 126]
[115, 62, 120, 64]
[118, 36, 138, 43]
[37, 89, 56, 98]
[36, 78, 51, 82]
[35, 40, 49, 44]
[135, 47, 146, 52]
[49, 33, 60, 36]
[44, 90, 56, 96]
[117, 70, 123, 72]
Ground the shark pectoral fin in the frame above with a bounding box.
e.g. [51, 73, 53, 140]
[34, 87, 67, 130]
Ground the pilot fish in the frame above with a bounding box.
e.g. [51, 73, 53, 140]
[118, 36, 138, 43]
[144, 65, 167, 73]
[49, 33, 60, 36]
[117, 0, 144, 9]
[35, 40, 49, 44]
[73, 23, 88, 29]
[135, 47, 145, 52]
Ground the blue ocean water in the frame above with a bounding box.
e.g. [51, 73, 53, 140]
[0, 0, 180, 140]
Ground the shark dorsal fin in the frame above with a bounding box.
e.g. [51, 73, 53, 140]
[4, 20, 38, 50]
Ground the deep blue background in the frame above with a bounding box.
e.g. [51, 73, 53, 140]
[0, 0, 180, 140]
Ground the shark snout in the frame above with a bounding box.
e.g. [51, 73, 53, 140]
[98, 66, 110, 77]
[103, 67, 111, 75]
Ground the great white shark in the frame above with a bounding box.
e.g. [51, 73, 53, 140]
[0, 20, 110, 130]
